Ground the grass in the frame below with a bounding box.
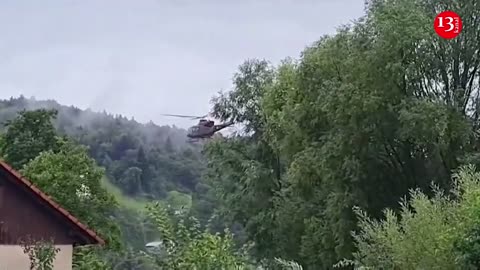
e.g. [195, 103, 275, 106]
[101, 177, 193, 213]
[101, 177, 149, 212]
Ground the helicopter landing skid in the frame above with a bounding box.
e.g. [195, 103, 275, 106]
[187, 138, 201, 143]
[186, 137, 210, 143]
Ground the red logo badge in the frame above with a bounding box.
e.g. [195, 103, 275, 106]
[434, 11, 462, 39]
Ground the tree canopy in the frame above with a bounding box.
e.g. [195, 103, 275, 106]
[205, 0, 480, 268]
[21, 140, 122, 249]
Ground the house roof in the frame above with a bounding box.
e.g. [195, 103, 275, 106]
[0, 160, 105, 245]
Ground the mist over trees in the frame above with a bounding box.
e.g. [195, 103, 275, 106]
[0, 96, 204, 200]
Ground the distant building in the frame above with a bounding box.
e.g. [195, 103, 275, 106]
[145, 241, 163, 254]
[0, 160, 104, 270]
[145, 240, 174, 258]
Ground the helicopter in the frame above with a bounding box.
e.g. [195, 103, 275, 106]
[162, 114, 234, 142]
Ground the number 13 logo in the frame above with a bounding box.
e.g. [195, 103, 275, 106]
[434, 11, 462, 39]
[438, 16, 455, 32]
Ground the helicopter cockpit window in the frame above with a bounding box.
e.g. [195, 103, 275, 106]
[188, 126, 199, 134]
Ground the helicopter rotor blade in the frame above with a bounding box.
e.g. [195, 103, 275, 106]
[161, 114, 208, 120]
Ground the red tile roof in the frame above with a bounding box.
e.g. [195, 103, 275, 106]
[0, 160, 105, 245]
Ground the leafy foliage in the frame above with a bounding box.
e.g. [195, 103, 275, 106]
[273, 258, 304, 270]
[1, 109, 60, 169]
[205, 0, 480, 269]
[145, 202, 247, 269]
[21, 238, 60, 270]
[345, 165, 480, 269]
[21, 139, 122, 249]
[72, 247, 111, 270]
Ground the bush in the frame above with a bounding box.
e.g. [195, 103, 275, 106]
[342, 165, 480, 269]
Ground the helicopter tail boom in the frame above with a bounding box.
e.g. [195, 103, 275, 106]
[214, 121, 234, 132]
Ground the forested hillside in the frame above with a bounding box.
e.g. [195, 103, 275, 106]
[0, 96, 222, 266]
[0, 96, 203, 201]
[1, 0, 480, 269]
[0, 100, 228, 268]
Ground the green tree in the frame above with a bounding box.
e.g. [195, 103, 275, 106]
[21, 139, 121, 249]
[21, 238, 60, 270]
[166, 191, 192, 211]
[145, 202, 246, 269]
[212, 59, 274, 135]
[206, 0, 480, 268]
[343, 165, 480, 269]
[164, 137, 174, 153]
[120, 167, 143, 195]
[73, 247, 111, 270]
[1, 109, 60, 169]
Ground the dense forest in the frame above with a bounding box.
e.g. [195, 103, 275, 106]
[0, 96, 203, 198]
[1, 0, 480, 269]
[0, 97, 224, 265]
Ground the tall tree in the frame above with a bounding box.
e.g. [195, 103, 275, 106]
[1, 109, 60, 169]
[206, 0, 480, 268]
[21, 139, 122, 249]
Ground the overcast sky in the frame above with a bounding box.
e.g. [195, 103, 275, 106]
[0, 0, 365, 127]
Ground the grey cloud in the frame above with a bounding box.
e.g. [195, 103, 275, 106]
[0, 0, 365, 128]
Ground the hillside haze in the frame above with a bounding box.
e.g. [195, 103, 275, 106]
[0, 96, 189, 147]
[0, 96, 204, 201]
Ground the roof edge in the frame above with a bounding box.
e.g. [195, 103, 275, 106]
[0, 160, 105, 246]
